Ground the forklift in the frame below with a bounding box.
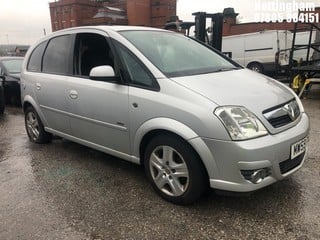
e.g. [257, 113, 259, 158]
[165, 12, 224, 51]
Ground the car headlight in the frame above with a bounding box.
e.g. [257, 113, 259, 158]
[214, 106, 268, 140]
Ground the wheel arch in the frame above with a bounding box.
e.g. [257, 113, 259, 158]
[246, 61, 264, 72]
[139, 129, 187, 165]
[22, 95, 48, 127]
[134, 118, 218, 180]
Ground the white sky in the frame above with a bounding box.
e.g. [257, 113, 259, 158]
[0, 0, 51, 45]
[0, 0, 319, 45]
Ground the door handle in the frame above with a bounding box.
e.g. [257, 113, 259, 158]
[36, 83, 41, 90]
[69, 90, 78, 99]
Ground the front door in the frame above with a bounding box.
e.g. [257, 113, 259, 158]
[67, 32, 130, 155]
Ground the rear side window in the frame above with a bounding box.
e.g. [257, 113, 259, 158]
[43, 35, 72, 75]
[27, 41, 47, 72]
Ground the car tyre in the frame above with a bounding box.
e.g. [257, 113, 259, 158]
[247, 62, 264, 73]
[0, 86, 4, 114]
[25, 106, 52, 143]
[144, 134, 208, 205]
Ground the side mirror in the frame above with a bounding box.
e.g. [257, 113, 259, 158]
[89, 65, 118, 82]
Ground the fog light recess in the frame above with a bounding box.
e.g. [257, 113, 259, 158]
[241, 168, 271, 184]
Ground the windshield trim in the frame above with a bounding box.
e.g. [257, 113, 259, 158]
[165, 66, 242, 78]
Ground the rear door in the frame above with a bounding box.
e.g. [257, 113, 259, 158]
[32, 34, 74, 135]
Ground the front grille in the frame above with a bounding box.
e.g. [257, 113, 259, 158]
[268, 115, 292, 128]
[263, 100, 300, 128]
[279, 152, 305, 174]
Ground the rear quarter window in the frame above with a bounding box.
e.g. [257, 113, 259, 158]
[27, 41, 47, 72]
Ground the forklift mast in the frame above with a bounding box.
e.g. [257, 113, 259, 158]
[192, 12, 224, 51]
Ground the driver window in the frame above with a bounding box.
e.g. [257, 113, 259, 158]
[75, 33, 114, 77]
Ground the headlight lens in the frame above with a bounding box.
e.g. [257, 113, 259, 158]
[215, 106, 268, 140]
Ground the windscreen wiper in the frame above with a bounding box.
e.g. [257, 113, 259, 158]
[214, 67, 241, 72]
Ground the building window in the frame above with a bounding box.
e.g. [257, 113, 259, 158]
[54, 22, 58, 31]
[64, 7, 70, 14]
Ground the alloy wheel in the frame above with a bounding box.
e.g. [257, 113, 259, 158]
[26, 111, 40, 141]
[149, 145, 189, 197]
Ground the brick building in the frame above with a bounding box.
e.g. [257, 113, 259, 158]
[49, 0, 176, 31]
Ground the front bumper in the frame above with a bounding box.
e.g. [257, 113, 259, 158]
[191, 112, 309, 192]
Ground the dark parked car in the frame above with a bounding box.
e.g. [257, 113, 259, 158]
[0, 75, 4, 114]
[0, 57, 24, 105]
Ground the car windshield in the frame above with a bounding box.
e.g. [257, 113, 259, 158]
[120, 30, 238, 78]
[2, 59, 23, 74]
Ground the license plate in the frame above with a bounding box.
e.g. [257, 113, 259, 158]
[291, 138, 307, 159]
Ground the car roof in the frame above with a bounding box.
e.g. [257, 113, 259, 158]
[31, 25, 169, 47]
[30, 25, 170, 49]
[0, 56, 24, 61]
[55, 25, 168, 35]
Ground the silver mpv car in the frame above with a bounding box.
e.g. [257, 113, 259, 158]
[21, 26, 309, 204]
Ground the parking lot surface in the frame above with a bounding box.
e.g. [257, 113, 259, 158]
[0, 90, 320, 240]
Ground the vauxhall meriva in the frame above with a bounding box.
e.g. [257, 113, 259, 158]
[21, 26, 309, 204]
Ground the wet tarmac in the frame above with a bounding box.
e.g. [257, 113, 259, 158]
[0, 89, 320, 240]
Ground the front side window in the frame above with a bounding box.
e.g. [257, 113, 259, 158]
[113, 41, 156, 89]
[74, 33, 115, 77]
[120, 31, 239, 78]
[43, 35, 72, 75]
[2, 59, 24, 74]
